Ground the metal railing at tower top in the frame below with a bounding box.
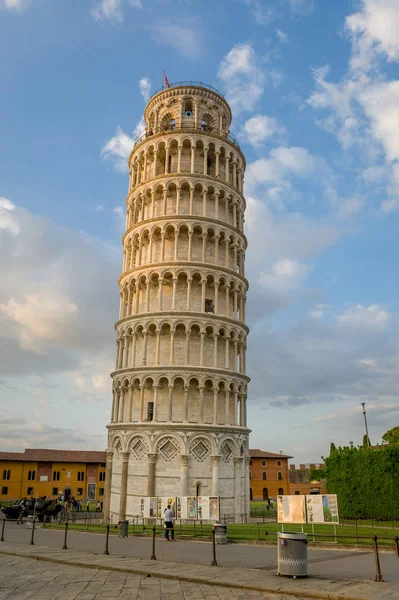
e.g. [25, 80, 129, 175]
[134, 124, 241, 150]
[149, 81, 227, 101]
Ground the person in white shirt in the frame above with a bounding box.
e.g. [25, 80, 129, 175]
[164, 505, 175, 541]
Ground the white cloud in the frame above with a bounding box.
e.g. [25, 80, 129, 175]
[100, 119, 145, 173]
[346, 0, 399, 71]
[218, 43, 266, 114]
[3, 0, 30, 10]
[0, 198, 119, 377]
[149, 19, 201, 59]
[337, 304, 391, 329]
[91, 0, 142, 22]
[276, 29, 289, 44]
[0, 294, 78, 353]
[286, 0, 315, 15]
[260, 258, 311, 293]
[359, 81, 399, 163]
[240, 114, 284, 147]
[92, 0, 123, 22]
[139, 77, 151, 102]
[0, 198, 19, 234]
[246, 146, 316, 188]
[309, 304, 332, 319]
[308, 1, 399, 212]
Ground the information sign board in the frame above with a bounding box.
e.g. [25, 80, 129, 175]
[277, 495, 306, 524]
[306, 494, 339, 524]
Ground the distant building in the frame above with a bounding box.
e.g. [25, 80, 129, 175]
[0, 449, 106, 502]
[249, 449, 292, 501]
[288, 463, 327, 495]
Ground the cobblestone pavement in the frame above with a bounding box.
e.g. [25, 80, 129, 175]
[0, 555, 302, 600]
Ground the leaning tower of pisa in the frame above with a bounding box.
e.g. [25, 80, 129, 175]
[104, 82, 250, 523]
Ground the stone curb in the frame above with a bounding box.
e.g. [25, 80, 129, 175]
[0, 546, 387, 600]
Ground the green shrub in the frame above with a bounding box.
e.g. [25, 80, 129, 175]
[325, 444, 399, 519]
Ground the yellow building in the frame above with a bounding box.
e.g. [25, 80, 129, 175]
[0, 449, 106, 502]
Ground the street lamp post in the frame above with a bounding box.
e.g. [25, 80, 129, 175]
[361, 403, 371, 447]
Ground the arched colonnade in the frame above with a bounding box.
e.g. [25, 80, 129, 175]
[129, 138, 244, 194]
[126, 180, 245, 232]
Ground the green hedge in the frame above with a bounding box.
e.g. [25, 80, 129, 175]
[325, 445, 399, 519]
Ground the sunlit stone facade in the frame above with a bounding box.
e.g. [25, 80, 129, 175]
[104, 83, 250, 523]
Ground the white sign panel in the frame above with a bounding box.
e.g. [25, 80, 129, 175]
[306, 494, 339, 524]
[198, 496, 210, 520]
[157, 496, 176, 519]
[277, 495, 306, 524]
[142, 497, 157, 518]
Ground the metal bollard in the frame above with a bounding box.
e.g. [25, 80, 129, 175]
[104, 524, 110, 555]
[373, 536, 383, 582]
[211, 528, 218, 566]
[30, 518, 35, 546]
[150, 526, 157, 560]
[62, 522, 69, 550]
[0, 519, 5, 542]
[394, 536, 399, 558]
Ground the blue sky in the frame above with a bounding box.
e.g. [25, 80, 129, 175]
[1, 0, 399, 462]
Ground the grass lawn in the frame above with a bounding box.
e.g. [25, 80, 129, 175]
[43, 520, 399, 549]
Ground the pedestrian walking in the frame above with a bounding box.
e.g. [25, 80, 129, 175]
[96, 501, 101, 512]
[16, 500, 25, 524]
[164, 504, 175, 541]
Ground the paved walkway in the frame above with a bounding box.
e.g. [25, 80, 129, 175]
[0, 541, 399, 600]
[0, 553, 297, 600]
[2, 522, 399, 583]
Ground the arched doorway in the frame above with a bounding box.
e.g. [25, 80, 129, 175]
[278, 487, 284, 495]
[262, 487, 268, 501]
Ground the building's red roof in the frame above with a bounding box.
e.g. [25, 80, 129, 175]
[249, 448, 293, 459]
[0, 449, 106, 463]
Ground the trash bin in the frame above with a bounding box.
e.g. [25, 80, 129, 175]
[26, 515, 39, 529]
[119, 520, 129, 537]
[213, 523, 227, 544]
[277, 532, 308, 578]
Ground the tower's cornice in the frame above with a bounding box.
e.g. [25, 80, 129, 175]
[118, 260, 249, 288]
[122, 214, 248, 248]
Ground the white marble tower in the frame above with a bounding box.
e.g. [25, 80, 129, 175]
[104, 82, 250, 523]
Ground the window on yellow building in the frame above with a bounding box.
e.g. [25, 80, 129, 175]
[278, 471, 283, 480]
[2, 470, 11, 480]
[249, 459, 252, 466]
[261, 460, 267, 466]
[99, 488, 104, 496]
[77, 471, 85, 482]
[262, 472, 267, 480]
[27, 487, 33, 496]
[1, 486, 8, 495]
[295, 491, 300, 495]
[53, 471, 60, 481]
[77, 488, 83, 496]
[99, 472, 106, 482]
[278, 487, 284, 495]
[52, 487, 58, 495]
[28, 470, 36, 481]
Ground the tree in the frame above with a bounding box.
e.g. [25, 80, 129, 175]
[382, 427, 399, 445]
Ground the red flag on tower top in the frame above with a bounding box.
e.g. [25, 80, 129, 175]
[163, 70, 171, 89]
